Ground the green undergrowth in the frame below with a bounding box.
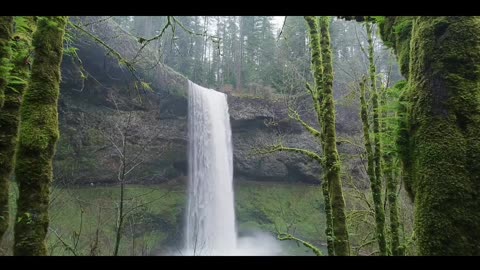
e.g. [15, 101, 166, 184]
[1, 181, 328, 256]
[0, 180, 412, 256]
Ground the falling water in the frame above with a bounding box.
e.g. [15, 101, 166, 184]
[185, 81, 237, 255]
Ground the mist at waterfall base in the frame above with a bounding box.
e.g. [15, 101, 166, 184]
[174, 81, 284, 256]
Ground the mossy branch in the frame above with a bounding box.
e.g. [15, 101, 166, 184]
[277, 233, 323, 256]
[251, 144, 323, 164]
[288, 107, 322, 140]
[305, 82, 314, 96]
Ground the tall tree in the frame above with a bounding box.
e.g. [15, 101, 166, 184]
[14, 16, 67, 256]
[366, 22, 388, 256]
[236, 16, 244, 90]
[0, 16, 36, 241]
[316, 16, 350, 256]
[304, 16, 336, 255]
[256, 16, 351, 256]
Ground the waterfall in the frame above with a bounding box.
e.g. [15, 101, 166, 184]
[185, 81, 237, 255]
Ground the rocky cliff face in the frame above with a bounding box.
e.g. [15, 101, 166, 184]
[57, 71, 325, 185]
[54, 17, 361, 186]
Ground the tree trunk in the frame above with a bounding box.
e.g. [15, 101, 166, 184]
[304, 16, 334, 256]
[0, 16, 14, 108]
[380, 16, 480, 255]
[366, 22, 387, 256]
[0, 16, 36, 241]
[318, 16, 350, 256]
[359, 78, 382, 253]
[406, 16, 480, 255]
[236, 16, 243, 91]
[387, 81, 406, 256]
[0, 15, 14, 240]
[13, 16, 67, 256]
[386, 168, 402, 255]
[322, 182, 335, 256]
[305, 16, 350, 256]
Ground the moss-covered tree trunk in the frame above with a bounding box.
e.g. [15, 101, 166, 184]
[322, 183, 335, 256]
[318, 16, 350, 256]
[0, 15, 14, 240]
[365, 22, 387, 256]
[13, 16, 67, 256]
[387, 81, 407, 256]
[304, 16, 335, 256]
[379, 16, 480, 255]
[386, 166, 402, 255]
[359, 78, 379, 243]
[305, 16, 350, 256]
[0, 16, 36, 241]
[405, 16, 480, 255]
[0, 16, 14, 109]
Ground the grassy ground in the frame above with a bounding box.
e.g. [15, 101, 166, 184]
[0, 181, 327, 256]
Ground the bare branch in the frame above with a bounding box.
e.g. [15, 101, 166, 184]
[48, 228, 78, 256]
[124, 160, 144, 176]
[77, 16, 114, 27]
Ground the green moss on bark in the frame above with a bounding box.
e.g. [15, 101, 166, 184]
[387, 81, 407, 256]
[318, 16, 350, 256]
[322, 182, 334, 256]
[406, 16, 480, 255]
[304, 16, 334, 256]
[393, 81, 415, 200]
[13, 16, 67, 256]
[360, 78, 388, 256]
[0, 16, 14, 108]
[0, 16, 36, 241]
[366, 22, 388, 256]
[378, 17, 413, 78]
[305, 16, 350, 256]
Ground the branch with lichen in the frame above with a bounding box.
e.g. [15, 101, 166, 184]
[288, 107, 322, 141]
[277, 233, 323, 256]
[251, 143, 323, 164]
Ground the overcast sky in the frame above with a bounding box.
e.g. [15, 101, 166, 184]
[272, 16, 286, 32]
